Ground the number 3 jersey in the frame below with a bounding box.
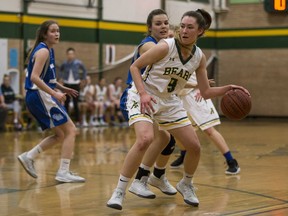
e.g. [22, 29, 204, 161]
[142, 38, 202, 98]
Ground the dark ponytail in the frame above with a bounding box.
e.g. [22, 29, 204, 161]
[181, 9, 212, 37]
[196, 9, 212, 31]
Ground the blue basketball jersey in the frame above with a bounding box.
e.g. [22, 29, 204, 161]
[125, 36, 158, 85]
[25, 42, 57, 90]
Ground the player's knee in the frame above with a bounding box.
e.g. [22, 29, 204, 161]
[186, 140, 201, 155]
[204, 127, 215, 137]
[136, 135, 153, 151]
[161, 135, 176, 155]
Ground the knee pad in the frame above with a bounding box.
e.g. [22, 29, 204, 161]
[161, 135, 176, 156]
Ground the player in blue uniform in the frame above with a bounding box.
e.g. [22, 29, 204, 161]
[17, 20, 85, 183]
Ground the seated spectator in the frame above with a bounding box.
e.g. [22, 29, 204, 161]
[95, 77, 109, 126]
[108, 77, 125, 126]
[0, 88, 8, 132]
[79, 76, 98, 127]
[1, 74, 23, 130]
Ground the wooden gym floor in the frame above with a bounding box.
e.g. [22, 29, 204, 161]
[0, 118, 287, 216]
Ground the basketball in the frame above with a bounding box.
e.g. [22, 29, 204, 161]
[220, 88, 251, 120]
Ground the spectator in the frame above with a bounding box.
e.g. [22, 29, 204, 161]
[1, 74, 23, 130]
[108, 77, 125, 126]
[79, 76, 97, 127]
[59, 47, 87, 125]
[95, 77, 109, 126]
[0, 88, 8, 132]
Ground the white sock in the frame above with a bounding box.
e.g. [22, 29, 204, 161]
[116, 174, 130, 191]
[183, 172, 193, 185]
[27, 145, 43, 160]
[82, 114, 87, 123]
[89, 116, 94, 122]
[59, 159, 71, 173]
[140, 163, 150, 171]
[154, 164, 166, 170]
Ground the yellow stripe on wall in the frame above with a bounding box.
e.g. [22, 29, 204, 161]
[22, 15, 98, 28]
[1, 14, 287, 36]
[99, 21, 146, 33]
[0, 14, 20, 23]
[205, 29, 288, 37]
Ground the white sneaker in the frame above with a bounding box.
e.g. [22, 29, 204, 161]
[176, 180, 199, 206]
[82, 121, 88, 127]
[55, 171, 86, 183]
[89, 120, 99, 127]
[99, 119, 108, 126]
[128, 176, 156, 199]
[107, 188, 125, 210]
[18, 152, 37, 178]
[148, 174, 177, 195]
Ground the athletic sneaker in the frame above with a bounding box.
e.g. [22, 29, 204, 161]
[176, 180, 199, 207]
[17, 152, 38, 178]
[128, 176, 156, 199]
[170, 154, 184, 168]
[55, 171, 86, 183]
[107, 188, 125, 210]
[148, 174, 177, 195]
[225, 159, 241, 175]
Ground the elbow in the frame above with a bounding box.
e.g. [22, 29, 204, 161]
[201, 91, 210, 100]
[30, 74, 38, 84]
[202, 95, 210, 100]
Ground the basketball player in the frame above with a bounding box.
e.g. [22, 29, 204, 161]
[107, 9, 175, 209]
[127, 24, 179, 200]
[170, 72, 240, 174]
[107, 9, 248, 210]
[17, 20, 85, 183]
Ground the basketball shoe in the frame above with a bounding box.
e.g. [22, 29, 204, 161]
[55, 171, 86, 183]
[148, 174, 177, 195]
[107, 188, 125, 210]
[176, 180, 199, 207]
[17, 152, 38, 178]
[225, 159, 240, 175]
[128, 176, 156, 199]
[170, 154, 184, 168]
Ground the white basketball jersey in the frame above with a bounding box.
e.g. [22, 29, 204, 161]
[178, 72, 197, 96]
[109, 84, 122, 99]
[95, 85, 107, 101]
[143, 38, 203, 98]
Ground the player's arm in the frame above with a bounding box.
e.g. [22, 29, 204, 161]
[139, 41, 157, 55]
[130, 41, 169, 113]
[30, 49, 65, 101]
[196, 55, 249, 99]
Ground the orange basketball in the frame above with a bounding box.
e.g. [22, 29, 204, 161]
[220, 88, 251, 120]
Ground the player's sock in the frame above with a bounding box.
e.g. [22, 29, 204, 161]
[135, 164, 150, 180]
[153, 166, 166, 179]
[223, 151, 233, 162]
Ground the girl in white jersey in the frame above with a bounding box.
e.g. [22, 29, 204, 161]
[107, 77, 125, 125]
[95, 77, 108, 126]
[107, 9, 249, 210]
[170, 71, 241, 174]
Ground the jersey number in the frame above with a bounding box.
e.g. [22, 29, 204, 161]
[167, 78, 178, 92]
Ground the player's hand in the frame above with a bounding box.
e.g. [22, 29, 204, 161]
[140, 92, 157, 114]
[208, 79, 215, 86]
[230, 85, 251, 96]
[63, 87, 79, 98]
[53, 91, 67, 104]
[194, 89, 203, 102]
